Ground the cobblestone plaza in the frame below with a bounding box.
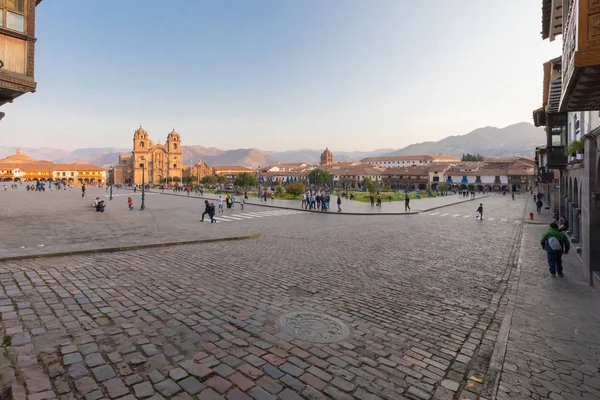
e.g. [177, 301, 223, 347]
[0, 188, 598, 400]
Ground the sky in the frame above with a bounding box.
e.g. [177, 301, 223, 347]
[0, 0, 561, 152]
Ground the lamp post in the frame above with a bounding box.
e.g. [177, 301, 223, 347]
[109, 166, 113, 200]
[345, 169, 349, 199]
[140, 156, 146, 210]
[404, 167, 409, 199]
[196, 159, 200, 191]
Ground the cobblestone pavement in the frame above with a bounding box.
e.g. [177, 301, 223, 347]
[496, 224, 600, 400]
[164, 190, 498, 213]
[0, 187, 282, 258]
[0, 194, 597, 400]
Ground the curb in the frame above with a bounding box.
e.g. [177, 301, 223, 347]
[481, 198, 528, 399]
[419, 194, 492, 213]
[158, 192, 421, 216]
[0, 233, 261, 262]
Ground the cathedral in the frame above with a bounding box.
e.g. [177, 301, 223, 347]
[113, 126, 183, 185]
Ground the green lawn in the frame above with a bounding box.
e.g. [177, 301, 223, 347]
[340, 191, 446, 203]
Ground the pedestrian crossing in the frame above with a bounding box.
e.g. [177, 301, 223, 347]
[420, 211, 521, 225]
[102, 193, 158, 198]
[208, 209, 304, 223]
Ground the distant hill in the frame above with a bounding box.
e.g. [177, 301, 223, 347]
[267, 148, 397, 163]
[0, 122, 545, 168]
[384, 122, 544, 158]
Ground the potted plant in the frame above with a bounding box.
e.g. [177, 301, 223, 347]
[565, 140, 584, 157]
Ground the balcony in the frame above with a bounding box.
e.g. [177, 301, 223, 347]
[538, 167, 556, 183]
[546, 146, 568, 168]
[560, 0, 600, 111]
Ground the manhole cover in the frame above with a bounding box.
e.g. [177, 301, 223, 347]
[277, 311, 350, 343]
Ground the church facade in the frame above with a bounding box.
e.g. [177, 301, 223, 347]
[113, 126, 183, 185]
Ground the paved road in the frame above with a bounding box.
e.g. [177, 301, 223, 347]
[164, 190, 497, 213]
[0, 192, 597, 400]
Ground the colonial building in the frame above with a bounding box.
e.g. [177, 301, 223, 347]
[214, 165, 253, 183]
[113, 127, 183, 185]
[0, 149, 106, 184]
[360, 155, 460, 167]
[532, 0, 600, 287]
[320, 148, 333, 165]
[0, 0, 42, 108]
[182, 160, 213, 182]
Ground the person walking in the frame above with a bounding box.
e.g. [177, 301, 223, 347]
[405, 196, 411, 212]
[337, 195, 342, 212]
[558, 216, 569, 232]
[301, 192, 307, 209]
[209, 202, 217, 223]
[540, 222, 570, 277]
[536, 198, 543, 213]
[370, 193, 375, 206]
[128, 197, 134, 211]
[512, 192, 515, 200]
[81, 184, 86, 199]
[240, 196, 245, 210]
[200, 200, 210, 221]
[231, 195, 236, 209]
[218, 196, 224, 213]
[476, 203, 484, 220]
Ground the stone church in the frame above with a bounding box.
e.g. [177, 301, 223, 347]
[113, 126, 183, 185]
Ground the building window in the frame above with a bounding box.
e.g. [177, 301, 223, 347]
[173, 143, 178, 149]
[140, 141, 145, 148]
[173, 164, 177, 168]
[2, 0, 25, 33]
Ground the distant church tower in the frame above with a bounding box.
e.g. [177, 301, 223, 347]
[320, 147, 333, 165]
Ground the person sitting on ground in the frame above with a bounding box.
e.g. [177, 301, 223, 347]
[95, 200, 106, 213]
[93, 197, 100, 208]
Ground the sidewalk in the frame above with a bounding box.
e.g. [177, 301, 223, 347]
[494, 223, 600, 399]
[162, 190, 493, 214]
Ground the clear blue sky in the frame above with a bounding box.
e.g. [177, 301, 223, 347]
[1, 0, 561, 151]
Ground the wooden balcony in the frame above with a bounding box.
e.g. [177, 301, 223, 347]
[560, 0, 600, 111]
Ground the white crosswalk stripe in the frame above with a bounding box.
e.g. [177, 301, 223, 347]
[103, 193, 157, 198]
[209, 209, 303, 223]
[421, 211, 522, 225]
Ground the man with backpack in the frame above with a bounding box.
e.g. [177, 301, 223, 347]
[540, 222, 570, 277]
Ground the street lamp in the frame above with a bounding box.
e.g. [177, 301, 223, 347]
[404, 167, 409, 199]
[140, 156, 146, 210]
[196, 159, 200, 190]
[108, 166, 113, 200]
[345, 169, 349, 199]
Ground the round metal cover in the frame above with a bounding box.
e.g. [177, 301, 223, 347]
[277, 311, 350, 343]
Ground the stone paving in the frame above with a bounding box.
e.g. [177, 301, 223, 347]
[0, 187, 266, 258]
[164, 190, 497, 213]
[495, 225, 600, 400]
[0, 192, 597, 400]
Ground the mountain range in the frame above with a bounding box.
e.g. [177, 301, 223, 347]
[0, 122, 544, 168]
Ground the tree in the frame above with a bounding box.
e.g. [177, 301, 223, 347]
[286, 182, 306, 198]
[216, 176, 227, 185]
[461, 153, 485, 162]
[438, 182, 450, 194]
[201, 175, 217, 186]
[234, 172, 258, 190]
[361, 177, 378, 194]
[307, 169, 331, 187]
[275, 185, 284, 197]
